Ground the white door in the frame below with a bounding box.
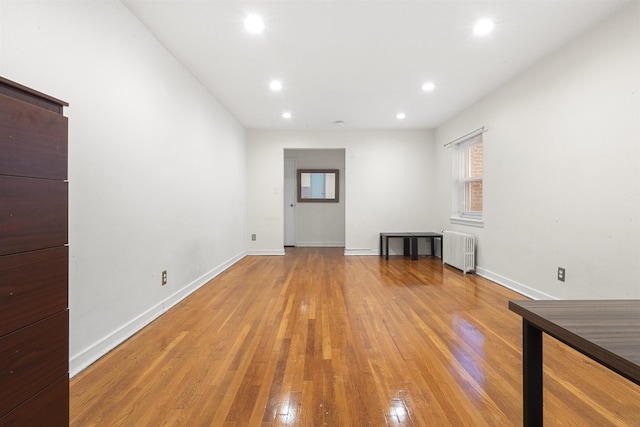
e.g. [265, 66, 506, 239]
[284, 158, 296, 246]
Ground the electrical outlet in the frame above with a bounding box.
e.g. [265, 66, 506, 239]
[557, 267, 565, 282]
[162, 270, 167, 286]
[251, 234, 256, 241]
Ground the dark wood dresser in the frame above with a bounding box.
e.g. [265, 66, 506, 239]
[0, 77, 69, 425]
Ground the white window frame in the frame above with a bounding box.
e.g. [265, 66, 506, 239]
[450, 132, 484, 227]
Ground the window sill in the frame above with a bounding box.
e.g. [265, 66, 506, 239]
[450, 216, 484, 228]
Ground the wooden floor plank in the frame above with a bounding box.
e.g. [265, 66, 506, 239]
[70, 248, 640, 426]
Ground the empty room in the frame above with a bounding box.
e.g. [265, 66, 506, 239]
[0, 0, 638, 425]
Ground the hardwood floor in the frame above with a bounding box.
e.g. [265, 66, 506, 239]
[70, 248, 640, 426]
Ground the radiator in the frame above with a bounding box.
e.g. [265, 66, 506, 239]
[442, 230, 475, 274]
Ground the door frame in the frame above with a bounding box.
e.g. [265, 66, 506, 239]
[283, 158, 296, 246]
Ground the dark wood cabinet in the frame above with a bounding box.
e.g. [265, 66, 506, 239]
[0, 77, 68, 425]
[0, 92, 67, 179]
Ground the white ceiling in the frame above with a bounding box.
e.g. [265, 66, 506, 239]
[122, 0, 627, 130]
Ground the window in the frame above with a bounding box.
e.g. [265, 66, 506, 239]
[451, 132, 484, 227]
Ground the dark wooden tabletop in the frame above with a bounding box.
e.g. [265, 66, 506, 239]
[509, 300, 640, 385]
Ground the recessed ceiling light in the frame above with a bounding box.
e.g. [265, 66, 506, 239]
[421, 82, 435, 92]
[282, 112, 292, 119]
[396, 113, 406, 120]
[270, 80, 283, 91]
[473, 19, 494, 36]
[244, 14, 265, 34]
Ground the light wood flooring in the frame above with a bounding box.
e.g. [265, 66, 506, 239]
[70, 248, 640, 426]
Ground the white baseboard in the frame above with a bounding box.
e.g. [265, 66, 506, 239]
[246, 249, 286, 255]
[344, 248, 378, 256]
[69, 251, 246, 377]
[476, 266, 556, 301]
[295, 242, 345, 247]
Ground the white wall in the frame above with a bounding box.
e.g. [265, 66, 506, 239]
[285, 149, 346, 247]
[247, 130, 436, 255]
[434, 1, 640, 299]
[0, 0, 247, 375]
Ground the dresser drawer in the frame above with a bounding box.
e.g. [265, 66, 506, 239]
[0, 93, 67, 180]
[0, 176, 67, 256]
[0, 247, 68, 337]
[0, 310, 68, 416]
[0, 374, 68, 426]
